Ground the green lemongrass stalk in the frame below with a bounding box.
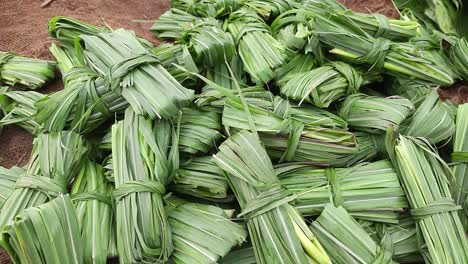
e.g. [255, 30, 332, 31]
[390, 135, 468, 263]
[0, 90, 43, 134]
[1, 195, 83, 264]
[359, 218, 423, 263]
[451, 103, 468, 230]
[220, 247, 256, 264]
[277, 160, 408, 223]
[224, 9, 286, 84]
[171, 156, 229, 201]
[0, 131, 87, 236]
[35, 45, 128, 134]
[312, 13, 454, 86]
[165, 196, 247, 263]
[0, 52, 55, 90]
[402, 90, 455, 144]
[310, 204, 395, 264]
[338, 94, 414, 133]
[71, 160, 115, 264]
[302, 0, 419, 40]
[152, 42, 199, 87]
[450, 37, 468, 81]
[77, 28, 194, 119]
[214, 130, 331, 264]
[171, 0, 240, 18]
[385, 78, 434, 107]
[179, 107, 222, 154]
[112, 109, 179, 263]
[0, 166, 25, 209]
[48, 16, 109, 46]
[279, 62, 363, 108]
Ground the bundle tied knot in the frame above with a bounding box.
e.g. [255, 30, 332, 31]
[238, 184, 297, 220]
[16, 175, 66, 198]
[410, 198, 462, 219]
[114, 180, 166, 203]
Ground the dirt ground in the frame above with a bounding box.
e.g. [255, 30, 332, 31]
[0, 0, 465, 262]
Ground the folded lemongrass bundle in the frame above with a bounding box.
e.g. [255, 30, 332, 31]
[71, 160, 115, 264]
[224, 9, 286, 84]
[243, 0, 297, 21]
[165, 196, 247, 263]
[151, 8, 200, 40]
[35, 45, 128, 134]
[171, 0, 240, 18]
[303, 0, 419, 41]
[334, 132, 386, 167]
[338, 94, 414, 133]
[0, 52, 55, 90]
[310, 204, 395, 264]
[390, 135, 468, 263]
[360, 218, 423, 263]
[402, 90, 455, 144]
[279, 62, 362, 108]
[0, 166, 25, 210]
[450, 37, 468, 81]
[271, 9, 315, 52]
[312, 12, 454, 86]
[0, 131, 87, 235]
[1, 195, 83, 264]
[214, 130, 331, 264]
[49, 16, 109, 46]
[171, 156, 229, 201]
[152, 43, 199, 87]
[277, 160, 408, 223]
[385, 78, 434, 107]
[220, 247, 257, 264]
[0, 90, 43, 134]
[179, 107, 222, 154]
[273, 52, 317, 83]
[76, 28, 194, 119]
[451, 103, 468, 231]
[112, 109, 179, 263]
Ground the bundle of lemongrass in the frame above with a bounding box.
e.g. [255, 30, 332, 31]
[0, 90, 43, 134]
[277, 160, 408, 223]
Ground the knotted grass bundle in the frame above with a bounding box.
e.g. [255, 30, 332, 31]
[277, 160, 408, 223]
[165, 196, 247, 263]
[303, 0, 419, 41]
[335, 132, 386, 167]
[279, 62, 362, 108]
[385, 78, 434, 107]
[1, 195, 83, 264]
[450, 37, 468, 81]
[0, 131, 86, 235]
[312, 12, 454, 86]
[71, 160, 115, 264]
[273, 53, 316, 83]
[171, 156, 229, 201]
[338, 93, 414, 133]
[76, 28, 194, 119]
[35, 44, 128, 134]
[0, 166, 24, 210]
[310, 204, 395, 264]
[390, 134, 468, 263]
[451, 103, 468, 231]
[243, 0, 297, 21]
[0, 90, 43, 134]
[0, 52, 55, 90]
[214, 130, 331, 264]
[152, 43, 199, 87]
[49, 16, 109, 46]
[170, 0, 240, 18]
[402, 90, 455, 144]
[221, 97, 358, 165]
[360, 218, 423, 263]
[179, 107, 222, 154]
[112, 109, 179, 263]
[224, 9, 286, 84]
